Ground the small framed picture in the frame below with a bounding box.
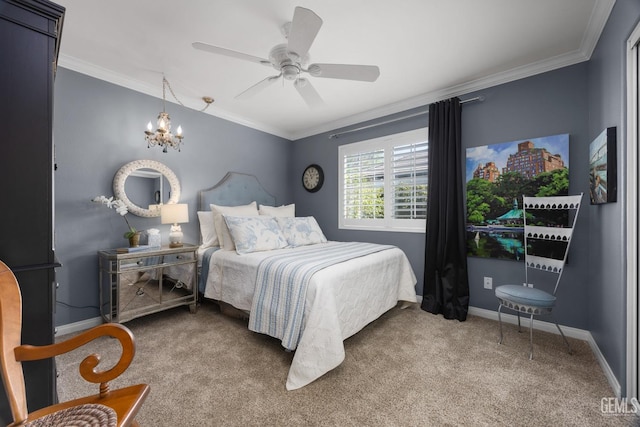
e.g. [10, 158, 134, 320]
[589, 127, 617, 204]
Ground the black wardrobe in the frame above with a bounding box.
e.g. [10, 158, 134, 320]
[0, 0, 64, 422]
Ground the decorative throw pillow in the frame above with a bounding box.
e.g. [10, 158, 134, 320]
[210, 202, 259, 251]
[197, 211, 218, 248]
[276, 216, 328, 247]
[258, 203, 295, 217]
[224, 215, 289, 254]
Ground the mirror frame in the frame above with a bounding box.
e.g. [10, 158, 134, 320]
[113, 159, 180, 217]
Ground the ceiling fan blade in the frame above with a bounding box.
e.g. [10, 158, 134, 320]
[307, 63, 380, 82]
[294, 78, 325, 109]
[286, 7, 323, 61]
[192, 42, 270, 66]
[235, 75, 281, 100]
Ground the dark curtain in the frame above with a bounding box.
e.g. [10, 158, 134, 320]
[421, 97, 469, 321]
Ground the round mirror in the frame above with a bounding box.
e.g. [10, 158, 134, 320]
[113, 160, 180, 217]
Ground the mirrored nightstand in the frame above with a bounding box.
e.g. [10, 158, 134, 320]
[98, 244, 198, 323]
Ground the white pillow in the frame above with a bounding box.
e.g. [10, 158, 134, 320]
[276, 216, 328, 247]
[197, 211, 218, 248]
[259, 203, 295, 217]
[224, 215, 289, 254]
[210, 202, 259, 251]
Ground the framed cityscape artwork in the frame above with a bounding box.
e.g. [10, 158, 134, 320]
[465, 134, 570, 261]
[589, 127, 617, 204]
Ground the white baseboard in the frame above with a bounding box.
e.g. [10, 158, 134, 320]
[468, 305, 621, 398]
[55, 316, 102, 337]
[468, 306, 590, 340]
[586, 333, 622, 398]
[55, 303, 622, 398]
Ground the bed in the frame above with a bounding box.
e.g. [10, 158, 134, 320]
[197, 172, 418, 390]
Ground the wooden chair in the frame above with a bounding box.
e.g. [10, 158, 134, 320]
[0, 260, 150, 426]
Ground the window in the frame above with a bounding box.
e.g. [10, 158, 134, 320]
[339, 128, 428, 232]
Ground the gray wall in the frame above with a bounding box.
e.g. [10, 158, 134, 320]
[586, 0, 640, 396]
[53, 68, 292, 325]
[461, 64, 590, 328]
[291, 0, 640, 394]
[292, 108, 429, 299]
[292, 63, 590, 329]
[51, 0, 640, 394]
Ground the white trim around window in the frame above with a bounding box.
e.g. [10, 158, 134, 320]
[338, 127, 428, 233]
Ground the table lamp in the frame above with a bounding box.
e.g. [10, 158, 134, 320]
[161, 203, 189, 247]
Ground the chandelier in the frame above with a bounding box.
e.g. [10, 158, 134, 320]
[145, 76, 214, 153]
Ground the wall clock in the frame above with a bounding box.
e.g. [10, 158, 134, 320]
[302, 164, 324, 193]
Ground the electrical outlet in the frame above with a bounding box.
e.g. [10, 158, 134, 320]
[483, 276, 492, 289]
[527, 283, 534, 288]
[523, 282, 534, 288]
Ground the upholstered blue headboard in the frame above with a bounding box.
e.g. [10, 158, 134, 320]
[198, 172, 276, 210]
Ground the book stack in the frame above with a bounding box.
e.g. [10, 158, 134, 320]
[116, 245, 155, 254]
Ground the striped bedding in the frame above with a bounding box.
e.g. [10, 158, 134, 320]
[201, 241, 417, 389]
[249, 242, 394, 351]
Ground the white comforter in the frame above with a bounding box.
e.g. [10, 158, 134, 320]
[203, 241, 417, 390]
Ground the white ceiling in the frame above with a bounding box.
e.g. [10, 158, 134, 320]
[55, 0, 615, 140]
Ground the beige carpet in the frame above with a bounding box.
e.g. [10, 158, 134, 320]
[56, 302, 636, 426]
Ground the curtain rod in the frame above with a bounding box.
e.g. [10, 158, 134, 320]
[328, 96, 484, 139]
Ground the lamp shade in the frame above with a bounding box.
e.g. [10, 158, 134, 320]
[161, 203, 189, 224]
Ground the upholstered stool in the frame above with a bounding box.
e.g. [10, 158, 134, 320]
[495, 284, 555, 312]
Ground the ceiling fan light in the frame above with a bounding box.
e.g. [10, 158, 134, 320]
[282, 64, 300, 80]
[294, 78, 308, 89]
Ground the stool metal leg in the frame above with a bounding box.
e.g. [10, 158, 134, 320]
[497, 303, 504, 344]
[529, 314, 534, 360]
[555, 323, 573, 355]
[517, 311, 522, 332]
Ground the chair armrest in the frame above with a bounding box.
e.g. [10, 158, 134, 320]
[14, 323, 135, 385]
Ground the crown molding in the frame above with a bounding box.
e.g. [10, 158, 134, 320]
[57, 47, 593, 142]
[580, 0, 616, 60]
[290, 48, 590, 140]
[57, 54, 291, 140]
[291, 0, 615, 141]
[57, 0, 614, 142]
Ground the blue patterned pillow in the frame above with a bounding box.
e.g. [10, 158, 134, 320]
[223, 215, 289, 254]
[276, 216, 327, 247]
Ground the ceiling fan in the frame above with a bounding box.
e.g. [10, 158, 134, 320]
[192, 6, 380, 108]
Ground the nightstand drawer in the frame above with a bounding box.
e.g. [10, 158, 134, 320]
[119, 255, 163, 271]
[162, 252, 195, 264]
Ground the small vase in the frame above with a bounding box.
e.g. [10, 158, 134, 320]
[128, 232, 141, 248]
